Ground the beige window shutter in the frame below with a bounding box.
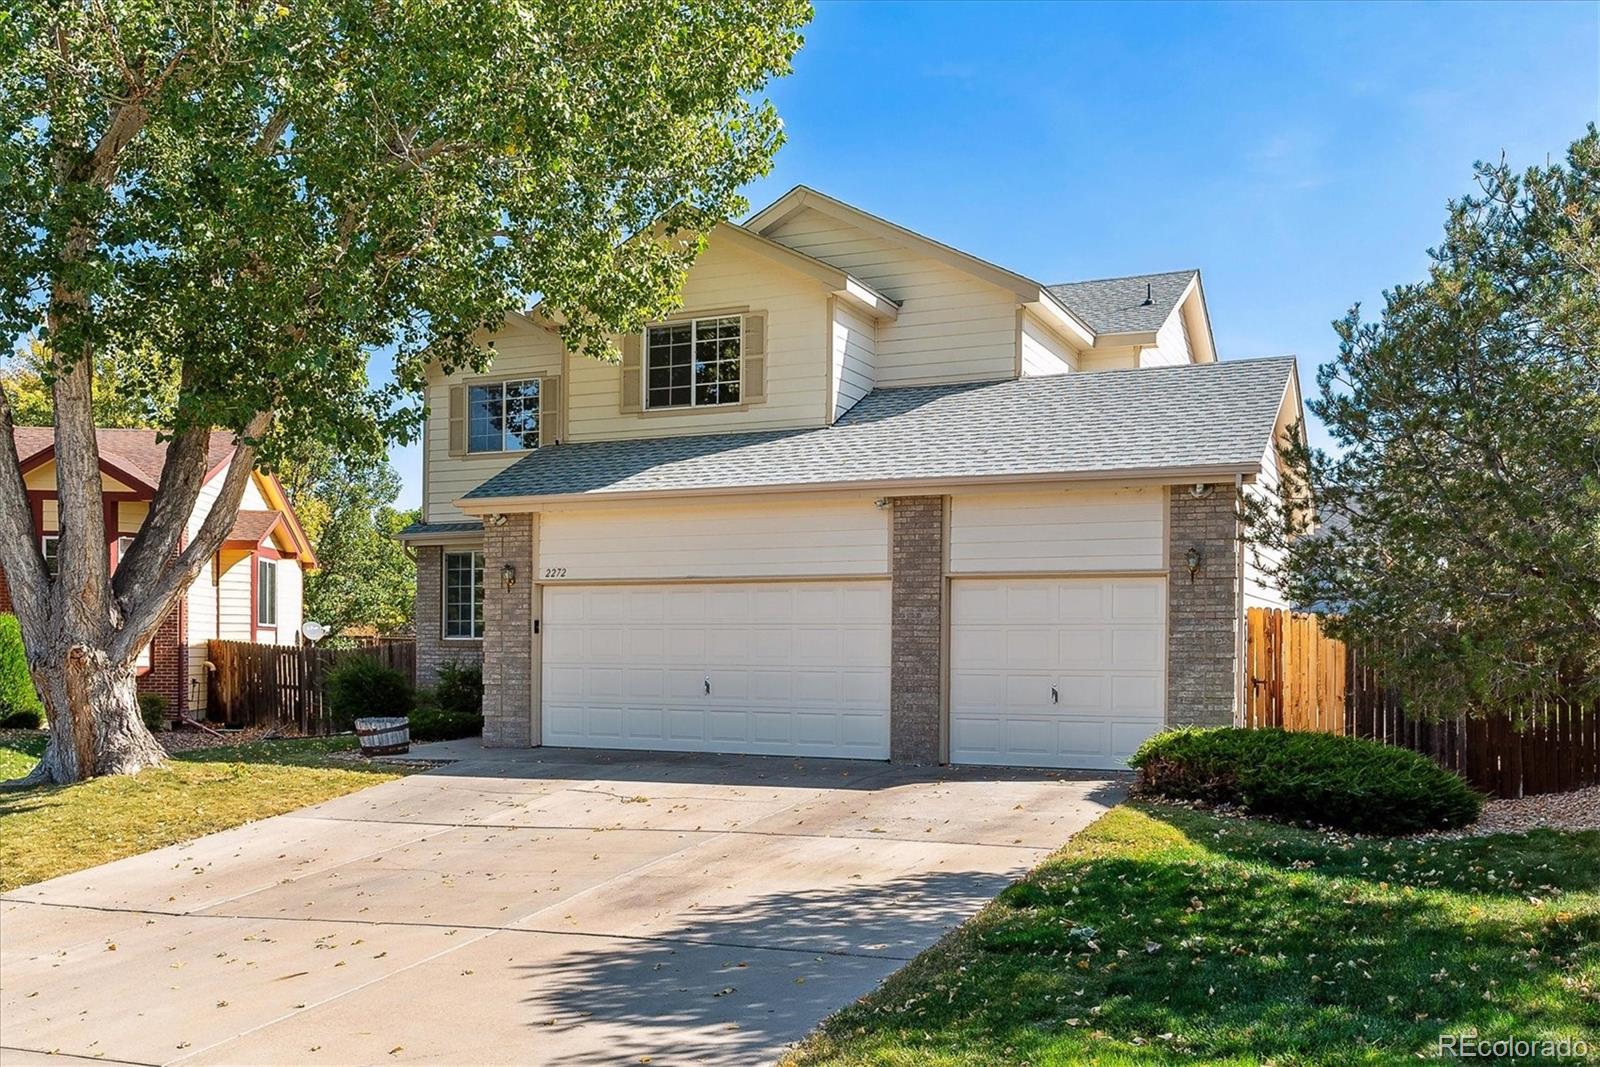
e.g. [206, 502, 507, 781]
[742, 312, 766, 404]
[539, 375, 562, 447]
[447, 385, 467, 456]
[619, 333, 643, 413]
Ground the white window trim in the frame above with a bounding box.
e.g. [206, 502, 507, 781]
[441, 549, 485, 641]
[256, 558, 278, 628]
[40, 534, 59, 575]
[467, 377, 541, 456]
[644, 315, 743, 411]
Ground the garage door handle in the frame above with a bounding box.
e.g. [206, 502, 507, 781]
[1051, 685, 1059, 705]
[704, 677, 711, 696]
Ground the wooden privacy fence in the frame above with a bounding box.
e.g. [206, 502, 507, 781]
[1245, 608, 1348, 734]
[1245, 607, 1600, 798]
[206, 639, 417, 734]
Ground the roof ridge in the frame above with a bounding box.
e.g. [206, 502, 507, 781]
[1046, 268, 1198, 288]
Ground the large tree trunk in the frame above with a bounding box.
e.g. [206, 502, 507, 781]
[12, 646, 166, 786]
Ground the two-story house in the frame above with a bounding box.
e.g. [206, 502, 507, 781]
[0, 427, 318, 722]
[399, 186, 1300, 769]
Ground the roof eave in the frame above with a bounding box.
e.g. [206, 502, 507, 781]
[454, 461, 1263, 512]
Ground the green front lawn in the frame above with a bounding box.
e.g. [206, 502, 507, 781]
[792, 805, 1600, 1066]
[0, 734, 407, 892]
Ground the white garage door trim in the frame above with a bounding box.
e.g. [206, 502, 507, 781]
[950, 577, 1166, 770]
[542, 580, 890, 759]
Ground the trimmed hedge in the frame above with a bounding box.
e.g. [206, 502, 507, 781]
[0, 614, 44, 728]
[1129, 727, 1482, 835]
[326, 656, 413, 731]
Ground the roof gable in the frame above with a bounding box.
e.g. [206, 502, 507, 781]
[13, 427, 237, 491]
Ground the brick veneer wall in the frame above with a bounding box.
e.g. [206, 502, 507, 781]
[1166, 485, 1242, 728]
[413, 545, 483, 689]
[136, 604, 187, 719]
[480, 515, 536, 747]
[889, 496, 945, 764]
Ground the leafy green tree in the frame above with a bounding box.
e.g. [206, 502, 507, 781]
[2, 340, 178, 428]
[297, 455, 417, 638]
[0, 0, 808, 783]
[1247, 127, 1600, 720]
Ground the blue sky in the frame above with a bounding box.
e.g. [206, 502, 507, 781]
[388, 0, 1599, 509]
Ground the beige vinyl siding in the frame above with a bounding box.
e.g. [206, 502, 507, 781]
[1019, 311, 1077, 376]
[949, 488, 1164, 573]
[216, 554, 254, 641]
[116, 500, 149, 534]
[186, 565, 216, 712]
[1078, 345, 1140, 372]
[22, 461, 139, 494]
[537, 497, 890, 582]
[831, 300, 877, 420]
[1139, 311, 1195, 367]
[565, 239, 829, 445]
[1243, 441, 1291, 609]
[184, 471, 272, 539]
[764, 206, 1019, 386]
[273, 555, 303, 645]
[424, 315, 565, 523]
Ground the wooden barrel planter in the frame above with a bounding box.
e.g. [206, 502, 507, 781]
[354, 716, 410, 757]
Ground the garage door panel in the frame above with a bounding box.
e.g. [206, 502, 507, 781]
[952, 578, 1164, 770]
[1111, 628, 1161, 669]
[543, 581, 889, 759]
[1059, 630, 1109, 668]
[1112, 675, 1162, 713]
[1112, 582, 1162, 620]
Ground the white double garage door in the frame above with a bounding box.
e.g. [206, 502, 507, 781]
[541, 576, 1164, 770]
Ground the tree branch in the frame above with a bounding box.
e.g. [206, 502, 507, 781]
[109, 412, 271, 662]
[0, 386, 53, 634]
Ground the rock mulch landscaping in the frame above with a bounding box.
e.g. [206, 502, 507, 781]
[1468, 784, 1599, 835]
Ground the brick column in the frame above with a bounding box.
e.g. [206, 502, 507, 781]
[414, 545, 483, 689]
[889, 496, 945, 763]
[1166, 485, 1242, 728]
[480, 514, 537, 747]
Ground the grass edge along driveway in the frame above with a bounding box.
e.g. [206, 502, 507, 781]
[788, 803, 1600, 1066]
[0, 735, 407, 892]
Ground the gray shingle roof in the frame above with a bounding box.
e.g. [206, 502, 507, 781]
[1046, 270, 1198, 334]
[461, 358, 1295, 503]
[396, 520, 484, 540]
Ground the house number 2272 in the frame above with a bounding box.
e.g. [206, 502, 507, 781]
[543, 567, 567, 579]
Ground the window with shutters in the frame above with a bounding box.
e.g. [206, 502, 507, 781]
[468, 378, 540, 453]
[646, 316, 741, 409]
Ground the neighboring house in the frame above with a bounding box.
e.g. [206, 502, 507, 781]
[0, 428, 318, 721]
[400, 186, 1302, 769]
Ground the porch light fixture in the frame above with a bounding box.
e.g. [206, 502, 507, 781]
[501, 562, 517, 590]
[1184, 546, 1202, 581]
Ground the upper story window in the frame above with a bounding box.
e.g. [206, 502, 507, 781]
[646, 315, 741, 409]
[41, 535, 58, 576]
[468, 378, 540, 453]
[257, 558, 278, 627]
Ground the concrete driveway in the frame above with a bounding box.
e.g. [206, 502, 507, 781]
[0, 742, 1123, 1066]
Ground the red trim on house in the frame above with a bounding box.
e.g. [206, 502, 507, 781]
[17, 445, 158, 494]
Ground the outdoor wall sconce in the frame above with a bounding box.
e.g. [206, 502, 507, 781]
[1184, 546, 1202, 582]
[501, 562, 517, 590]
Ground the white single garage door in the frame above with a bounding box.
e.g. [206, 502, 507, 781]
[542, 581, 890, 759]
[951, 578, 1165, 769]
